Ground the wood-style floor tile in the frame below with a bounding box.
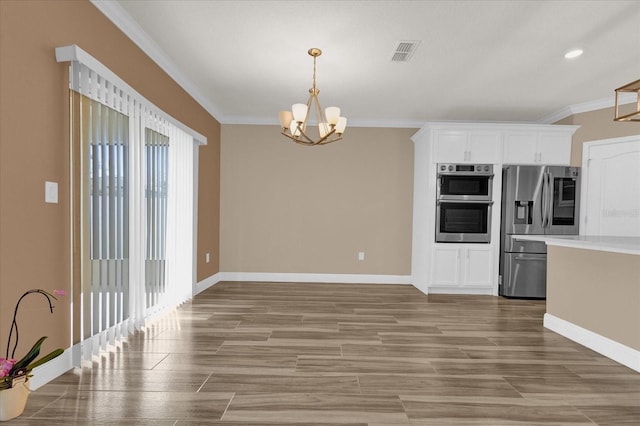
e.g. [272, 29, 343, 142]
[24, 391, 233, 422]
[401, 398, 593, 424]
[17, 281, 640, 424]
[431, 360, 580, 377]
[39, 368, 211, 392]
[338, 322, 442, 334]
[461, 347, 597, 361]
[341, 343, 468, 360]
[215, 342, 342, 357]
[358, 374, 522, 397]
[504, 375, 640, 394]
[296, 355, 436, 374]
[199, 373, 360, 393]
[575, 405, 640, 424]
[222, 393, 409, 423]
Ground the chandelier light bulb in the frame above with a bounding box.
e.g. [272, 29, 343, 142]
[325, 107, 341, 126]
[278, 111, 293, 129]
[292, 103, 308, 123]
[335, 117, 347, 134]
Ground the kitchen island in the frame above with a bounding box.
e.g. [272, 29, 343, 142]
[514, 235, 640, 372]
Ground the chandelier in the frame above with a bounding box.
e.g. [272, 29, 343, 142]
[278, 48, 347, 146]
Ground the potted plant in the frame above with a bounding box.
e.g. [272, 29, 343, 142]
[0, 289, 64, 421]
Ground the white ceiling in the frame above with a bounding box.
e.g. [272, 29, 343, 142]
[98, 0, 640, 127]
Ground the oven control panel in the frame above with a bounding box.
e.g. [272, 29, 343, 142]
[438, 164, 493, 175]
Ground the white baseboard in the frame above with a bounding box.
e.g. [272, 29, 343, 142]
[428, 285, 494, 295]
[211, 272, 412, 285]
[544, 313, 640, 373]
[194, 272, 225, 295]
[30, 345, 76, 390]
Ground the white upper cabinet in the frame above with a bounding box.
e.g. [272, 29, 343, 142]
[433, 130, 467, 162]
[433, 129, 500, 163]
[538, 132, 573, 165]
[503, 131, 573, 165]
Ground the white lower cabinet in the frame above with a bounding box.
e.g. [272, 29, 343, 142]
[430, 245, 494, 290]
[430, 246, 460, 286]
[463, 246, 494, 286]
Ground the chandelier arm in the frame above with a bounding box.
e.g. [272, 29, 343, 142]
[316, 128, 338, 145]
[281, 131, 315, 145]
[318, 135, 342, 145]
[297, 126, 319, 144]
[280, 131, 341, 146]
[294, 139, 318, 146]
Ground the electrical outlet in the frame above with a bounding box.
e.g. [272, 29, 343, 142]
[205, 253, 210, 263]
[358, 251, 365, 261]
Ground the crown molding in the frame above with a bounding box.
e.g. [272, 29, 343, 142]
[223, 115, 424, 129]
[90, 0, 225, 122]
[538, 92, 637, 124]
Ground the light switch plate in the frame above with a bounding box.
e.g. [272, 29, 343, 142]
[45, 181, 58, 204]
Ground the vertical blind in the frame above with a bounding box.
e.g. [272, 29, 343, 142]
[69, 58, 198, 364]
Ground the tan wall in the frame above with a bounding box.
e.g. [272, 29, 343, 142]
[220, 125, 415, 275]
[547, 246, 640, 351]
[0, 0, 220, 357]
[556, 106, 639, 166]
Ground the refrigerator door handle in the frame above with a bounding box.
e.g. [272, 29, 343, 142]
[545, 172, 552, 228]
[514, 254, 546, 261]
[540, 172, 548, 228]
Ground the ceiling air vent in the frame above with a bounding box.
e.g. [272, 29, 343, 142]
[391, 40, 421, 62]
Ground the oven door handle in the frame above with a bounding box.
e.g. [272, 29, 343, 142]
[437, 200, 494, 205]
[437, 172, 494, 178]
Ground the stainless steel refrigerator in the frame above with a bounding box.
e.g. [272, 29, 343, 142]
[499, 165, 580, 298]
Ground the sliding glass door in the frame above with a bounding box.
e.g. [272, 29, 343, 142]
[68, 59, 196, 364]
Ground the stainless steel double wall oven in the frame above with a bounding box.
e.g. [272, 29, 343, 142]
[436, 163, 494, 243]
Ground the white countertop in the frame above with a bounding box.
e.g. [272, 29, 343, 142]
[512, 235, 640, 256]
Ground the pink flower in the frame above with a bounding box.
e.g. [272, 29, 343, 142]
[53, 289, 67, 296]
[0, 358, 16, 378]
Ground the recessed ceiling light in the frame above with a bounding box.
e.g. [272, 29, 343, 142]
[564, 49, 583, 59]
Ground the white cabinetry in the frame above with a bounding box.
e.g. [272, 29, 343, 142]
[433, 129, 500, 163]
[410, 122, 579, 296]
[503, 131, 573, 165]
[431, 245, 494, 291]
